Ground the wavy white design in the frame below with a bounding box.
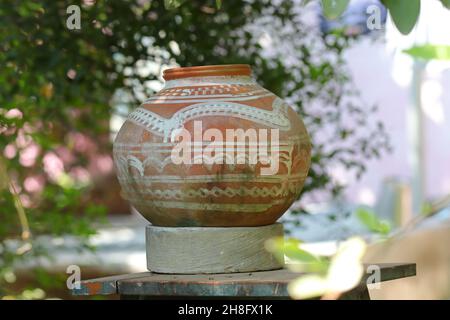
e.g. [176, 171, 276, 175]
[116, 151, 293, 176]
[114, 136, 311, 176]
[116, 154, 171, 175]
[127, 98, 291, 142]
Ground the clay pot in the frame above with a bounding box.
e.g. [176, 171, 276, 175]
[113, 64, 311, 227]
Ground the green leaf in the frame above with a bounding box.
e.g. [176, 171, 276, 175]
[216, 0, 222, 9]
[266, 237, 329, 274]
[288, 237, 367, 299]
[421, 202, 434, 216]
[164, 0, 186, 10]
[441, 0, 450, 9]
[356, 208, 391, 235]
[322, 0, 350, 20]
[0, 156, 9, 190]
[266, 237, 319, 263]
[382, 0, 420, 35]
[404, 45, 450, 61]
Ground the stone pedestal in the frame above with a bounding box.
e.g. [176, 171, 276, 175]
[146, 223, 284, 274]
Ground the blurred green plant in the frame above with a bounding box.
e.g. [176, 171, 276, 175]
[322, 0, 350, 20]
[356, 207, 391, 236]
[266, 207, 391, 299]
[266, 236, 367, 300]
[165, 0, 450, 35]
[1, 0, 390, 298]
[381, 0, 421, 35]
[404, 45, 450, 61]
[318, 0, 449, 35]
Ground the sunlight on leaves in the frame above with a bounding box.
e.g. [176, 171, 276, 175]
[1, 269, 17, 284]
[404, 45, 450, 61]
[265, 237, 329, 274]
[322, 0, 350, 20]
[325, 237, 366, 295]
[288, 275, 328, 300]
[0, 155, 32, 241]
[356, 207, 391, 235]
[287, 237, 367, 300]
[164, 0, 186, 10]
[39, 82, 54, 99]
[421, 202, 434, 217]
[0, 156, 9, 190]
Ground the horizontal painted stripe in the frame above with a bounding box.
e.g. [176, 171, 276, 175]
[163, 76, 257, 88]
[114, 147, 294, 155]
[141, 93, 273, 105]
[120, 183, 300, 200]
[145, 90, 267, 101]
[113, 136, 311, 149]
[117, 173, 307, 184]
[127, 199, 285, 212]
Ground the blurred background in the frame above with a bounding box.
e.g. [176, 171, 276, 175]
[0, 0, 449, 299]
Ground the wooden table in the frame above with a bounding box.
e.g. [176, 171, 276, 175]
[71, 263, 416, 300]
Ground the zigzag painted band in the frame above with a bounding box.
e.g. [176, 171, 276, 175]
[121, 183, 301, 201]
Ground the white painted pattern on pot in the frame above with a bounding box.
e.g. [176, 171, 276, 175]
[142, 93, 273, 104]
[120, 183, 302, 200]
[115, 146, 298, 175]
[128, 199, 286, 212]
[113, 70, 311, 224]
[116, 172, 307, 184]
[163, 76, 256, 88]
[127, 97, 291, 142]
[145, 88, 267, 100]
[113, 136, 310, 150]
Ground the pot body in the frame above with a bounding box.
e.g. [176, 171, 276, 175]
[113, 65, 311, 227]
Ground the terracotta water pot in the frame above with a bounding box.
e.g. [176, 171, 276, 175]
[113, 64, 311, 227]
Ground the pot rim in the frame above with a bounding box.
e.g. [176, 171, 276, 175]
[163, 64, 252, 80]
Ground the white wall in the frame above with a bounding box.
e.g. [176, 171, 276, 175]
[341, 1, 450, 206]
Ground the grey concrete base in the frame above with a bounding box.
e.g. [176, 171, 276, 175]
[146, 223, 284, 274]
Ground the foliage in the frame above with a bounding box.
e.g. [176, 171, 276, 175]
[266, 207, 391, 299]
[266, 237, 330, 274]
[321, 0, 350, 20]
[165, 0, 450, 35]
[266, 236, 367, 299]
[318, 0, 449, 35]
[404, 45, 450, 61]
[356, 207, 391, 235]
[1, 0, 390, 298]
[381, 0, 421, 35]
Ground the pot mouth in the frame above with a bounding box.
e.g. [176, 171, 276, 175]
[163, 64, 252, 81]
